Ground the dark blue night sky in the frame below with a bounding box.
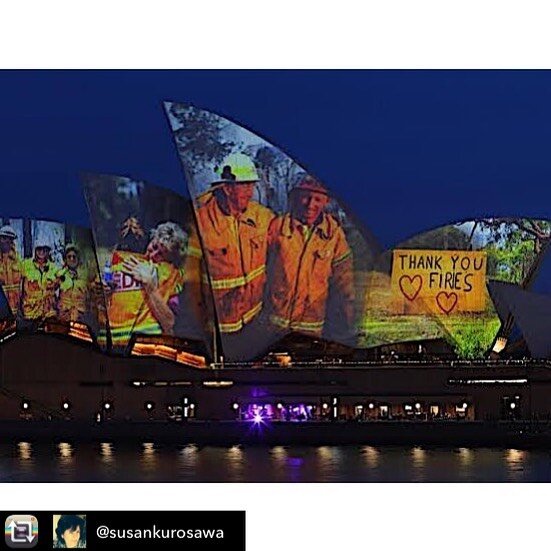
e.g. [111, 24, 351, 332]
[0, 70, 550, 251]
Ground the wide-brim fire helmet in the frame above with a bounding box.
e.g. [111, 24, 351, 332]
[0, 225, 17, 240]
[213, 153, 259, 185]
[290, 175, 329, 196]
[33, 236, 53, 251]
[64, 243, 80, 256]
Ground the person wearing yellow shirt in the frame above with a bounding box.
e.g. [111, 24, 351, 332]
[56, 243, 90, 324]
[0, 225, 22, 316]
[106, 221, 187, 350]
[20, 239, 58, 321]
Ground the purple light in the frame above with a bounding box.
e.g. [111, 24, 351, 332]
[253, 413, 263, 424]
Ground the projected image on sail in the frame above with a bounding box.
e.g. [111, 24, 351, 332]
[361, 218, 551, 358]
[165, 102, 379, 362]
[83, 174, 209, 356]
[0, 216, 106, 344]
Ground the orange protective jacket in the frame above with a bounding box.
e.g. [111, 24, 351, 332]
[56, 266, 89, 323]
[196, 196, 275, 333]
[0, 249, 22, 315]
[266, 212, 354, 336]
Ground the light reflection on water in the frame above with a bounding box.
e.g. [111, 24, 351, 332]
[0, 442, 549, 482]
[411, 446, 427, 482]
[505, 449, 526, 482]
[56, 442, 76, 481]
[140, 443, 157, 477]
[362, 446, 380, 470]
[18, 442, 32, 461]
[58, 442, 73, 459]
[270, 445, 288, 479]
[226, 445, 244, 482]
[15, 442, 35, 479]
[176, 444, 198, 482]
[317, 446, 343, 482]
[458, 447, 473, 467]
[100, 443, 114, 465]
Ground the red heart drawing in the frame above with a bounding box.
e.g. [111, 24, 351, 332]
[436, 291, 458, 315]
[399, 275, 423, 301]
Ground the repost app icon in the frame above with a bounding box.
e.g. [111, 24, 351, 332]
[4, 515, 38, 549]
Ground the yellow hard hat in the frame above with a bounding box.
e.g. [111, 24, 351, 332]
[214, 153, 259, 184]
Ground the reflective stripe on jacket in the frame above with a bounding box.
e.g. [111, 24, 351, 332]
[266, 212, 354, 336]
[108, 251, 185, 346]
[20, 258, 58, 320]
[196, 196, 275, 333]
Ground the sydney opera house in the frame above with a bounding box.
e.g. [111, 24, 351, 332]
[0, 102, 550, 438]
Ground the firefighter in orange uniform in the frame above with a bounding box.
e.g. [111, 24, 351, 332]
[266, 176, 355, 340]
[56, 243, 89, 323]
[195, 153, 275, 336]
[0, 225, 22, 316]
[20, 238, 58, 321]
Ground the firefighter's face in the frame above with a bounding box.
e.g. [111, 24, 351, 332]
[223, 182, 255, 212]
[293, 190, 329, 225]
[65, 250, 79, 269]
[145, 237, 169, 263]
[35, 246, 50, 262]
[0, 236, 14, 253]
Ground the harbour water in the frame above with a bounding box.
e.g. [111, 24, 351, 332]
[1, 442, 550, 482]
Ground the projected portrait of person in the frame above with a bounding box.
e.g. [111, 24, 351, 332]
[265, 176, 354, 340]
[20, 236, 58, 321]
[195, 153, 275, 336]
[0, 224, 22, 315]
[106, 219, 187, 348]
[55, 243, 90, 324]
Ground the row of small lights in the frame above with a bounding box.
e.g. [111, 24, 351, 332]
[144, 401, 196, 412]
[21, 400, 74, 412]
[21, 399, 106, 412]
[231, 401, 468, 411]
[20, 400, 195, 413]
[20, 399, 469, 414]
[231, 402, 336, 410]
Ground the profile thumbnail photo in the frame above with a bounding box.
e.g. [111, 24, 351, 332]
[52, 515, 86, 549]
